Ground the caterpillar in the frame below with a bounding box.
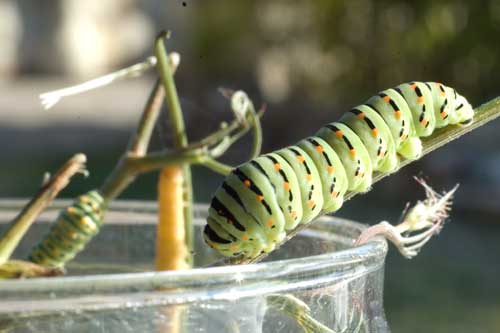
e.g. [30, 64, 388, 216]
[28, 190, 105, 267]
[203, 82, 474, 258]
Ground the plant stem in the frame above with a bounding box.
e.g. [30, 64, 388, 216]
[248, 103, 263, 159]
[266, 294, 336, 333]
[202, 157, 234, 175]
[155, 31, 194, 266]
[225, 95, 500, 265]
[156, 166, 190, 270]
[0, 154, 86, 264]
[99, 53, 180, 203]
[128, 79, 165, 155]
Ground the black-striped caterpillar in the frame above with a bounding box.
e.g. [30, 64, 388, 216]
[203, 82, 474, 258]
[28, 190, 105, 267]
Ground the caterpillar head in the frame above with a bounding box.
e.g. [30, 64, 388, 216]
[454, 93, 474, 126]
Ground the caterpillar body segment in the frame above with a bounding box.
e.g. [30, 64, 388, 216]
[204, 82, 474, 259]
[340, 105, 398, 173]
[315, 122, 373, 192]
[275, 147, 323, 225]
[296, 137, 347, 213]
[28, 190, 105, 267]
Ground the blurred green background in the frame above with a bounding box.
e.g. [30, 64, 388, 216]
[0, 1, 499, 331]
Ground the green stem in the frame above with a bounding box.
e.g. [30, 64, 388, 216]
[248, 103, 263, 159]
[99, 102, 265, 201]
[203, 157, 234, 176]
[227, 95, 500, 265]
[155, 31, 194, 265]
[266, 295, 335, 333]
[100, 149, 206, 201]
[100, 53, 180, 203]
[0, 154, 86, 264]
[128, 79, 165, 155]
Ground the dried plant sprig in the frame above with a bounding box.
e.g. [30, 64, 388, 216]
[0, 260, 65, 279]
[39, 56, 160, 110]
[355, 178, 457, 258]
[0, 154, 87, 265]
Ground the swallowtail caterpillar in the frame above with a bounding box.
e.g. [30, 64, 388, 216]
[203, 82, 474, 259]
[28, 190, 105, 267]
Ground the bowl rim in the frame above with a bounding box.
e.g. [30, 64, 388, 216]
[0, 200, 388, 314]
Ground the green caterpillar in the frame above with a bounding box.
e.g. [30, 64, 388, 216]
[28, 190, 105, 267]
[204, 82, 474, 258]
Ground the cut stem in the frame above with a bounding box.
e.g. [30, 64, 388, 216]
[0, 154, 87, 264]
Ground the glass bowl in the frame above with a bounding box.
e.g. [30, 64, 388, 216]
[0, 200, 389, 332]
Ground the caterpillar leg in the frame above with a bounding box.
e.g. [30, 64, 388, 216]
[355, 179, 457, 259]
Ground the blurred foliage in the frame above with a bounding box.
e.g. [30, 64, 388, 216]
[192, 0, 499, 106]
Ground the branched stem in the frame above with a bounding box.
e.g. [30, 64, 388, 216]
[223, 95, 500, 265]
[155, 31, 194, 264]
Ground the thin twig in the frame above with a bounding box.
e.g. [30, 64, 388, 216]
[0, 154, 87, 264]
[223, 96, 500, 265]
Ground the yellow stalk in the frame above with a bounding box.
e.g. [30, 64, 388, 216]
[155, 165, 189, 271]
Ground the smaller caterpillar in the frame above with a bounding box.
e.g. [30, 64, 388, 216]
[28, 190, 105, 267]
[204, 82, 474, 259]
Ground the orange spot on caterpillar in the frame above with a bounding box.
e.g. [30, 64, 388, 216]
[242, 234, 249, 241]
[349, 149, 356, 157]
[394, 110, 402, 119]
[274, 163, 281, 171]
[267, 219, 274, 228]
[230, 245, 239, 252]
[420, 118, 428, 126]
[308, 200, 315, 208]
[290, 211, 297, 219]
[378, 150, 385, 157]
[315, 145, 324, 153]
[417, 96, 424, 104]
[306, 174, 313, 182]
[243, 179, 251, 187]
[440, 91, 446, 97]
[331, 191, 339, 198]
[410, 83, 417, 89]
[357, 112, 366, 120]
[371, 128, 378, 137]
[335, 130, 343, 138]
[383, 95, 391, 103]
[400, 133, 408, 141]
[440, 111, 448, 118]
[327, 165, 335, 174]
[297, 155, 305, 163]
[283, 182, 290, 191]
[256, 195, 264, 202]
